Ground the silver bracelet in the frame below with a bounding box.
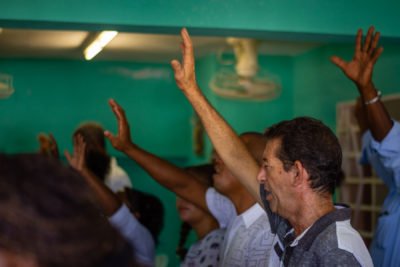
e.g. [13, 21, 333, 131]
[364, 90, 382, 105]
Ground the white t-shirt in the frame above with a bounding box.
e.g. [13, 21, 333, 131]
[105, 157, 132, 192]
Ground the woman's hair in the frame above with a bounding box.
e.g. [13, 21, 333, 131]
[122, 188, 165, 246]
[0, 154, 133, 267]
[175, 164, 214, 260]
[176, 222, 192, 261]
[73, 122, 111, 181]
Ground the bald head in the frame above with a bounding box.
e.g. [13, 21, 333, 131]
[240, 132, 267, 165]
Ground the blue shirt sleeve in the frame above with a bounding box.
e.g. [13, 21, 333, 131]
[109, 204, 155, 267]
[365, 120, 400, 191]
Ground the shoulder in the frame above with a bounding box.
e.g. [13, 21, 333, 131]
[205, 187, 236, 228]
[310, 221, 372, 267]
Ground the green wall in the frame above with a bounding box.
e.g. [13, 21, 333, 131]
[193, 54, 294, 162]
[0, 59, 192, 156]
[293, 43, 400, 130]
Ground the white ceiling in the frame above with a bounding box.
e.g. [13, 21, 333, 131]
[0, 28, 322, 62]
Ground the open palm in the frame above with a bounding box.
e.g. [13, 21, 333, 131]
[331, 27, 383, 89]
[104, 99, 133, 152]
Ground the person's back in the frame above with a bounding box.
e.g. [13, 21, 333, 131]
[0, 153, 134, 267]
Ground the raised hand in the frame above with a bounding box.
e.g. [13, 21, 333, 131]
[171, 28, 198, 92]
[104, 99, 133, 152]
[65, 134, 86, 172]
[331, 26, 384, 91]
[38, 133, 59, 158]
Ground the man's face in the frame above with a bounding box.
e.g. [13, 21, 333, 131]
[212, 151, 240, 195]
[257, 138, 294, 217]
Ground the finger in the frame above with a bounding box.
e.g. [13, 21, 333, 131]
[330, 56, 347, 70]
[355, 29, 362, 57]
[37, 133, 48, 143]
[181, 28, 193, 50]
[363, 26, 374, 52]
[369, 31, 380, 55]
[180, 42, 185, 63]
[76, 134, 85, 151]
[171, 59, 183, 75]
[48, 133, 59, 157]
[64, 150, 72, 164]
[48, 133, 56, 144]
[49, 134, 57, 148]
[74, 134, 83, 156]
[371, 47, 384, 64]
[181, 28, 195, 70]
[109, 99, 127, 127]
[111, 101, 130, 136]
[79, 139, 87, 165]
[48, 133, 57, 147]
[104, 130, 116, 143]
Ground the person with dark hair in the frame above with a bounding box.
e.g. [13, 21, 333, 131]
[104, 100, 225, 266]
[65, 135, 155, 267]
[175, 165, 225, 266]
[105, 99, 275, 266]
[332, 26, 400, 267]
[0, 154, 134, 267]
[73, 122, 111, 181]
[73, 122, 132, 192]
[170, 28, 372, 266]
[175, 222, 192, 261]
[117, 188, 165, 246]
[38, 122, 132, 193]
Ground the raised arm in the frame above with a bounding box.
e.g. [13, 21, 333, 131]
[104, 99, 209, 212]
[65, 134, 121, 216]
[170, 28, 261, 203]
[66, 135, 155, 267]
[331, 26, 392, 141]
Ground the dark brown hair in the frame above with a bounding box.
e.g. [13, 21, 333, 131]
[264, 117, 342, 194]
[73, 122, 110, 181]
[0, 154, 133, 267]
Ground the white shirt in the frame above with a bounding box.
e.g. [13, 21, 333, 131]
[206, 188, 274, 266]
[109, 204, 155, 267]
[105, 157, 132, 192]
[206, 187, 237, 228]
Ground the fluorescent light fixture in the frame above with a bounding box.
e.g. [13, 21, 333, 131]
[84, 31, 118, 60]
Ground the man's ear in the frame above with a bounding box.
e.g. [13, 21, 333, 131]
[291, 160, 308, 187]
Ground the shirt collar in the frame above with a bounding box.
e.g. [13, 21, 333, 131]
[240, 203, 265, 228]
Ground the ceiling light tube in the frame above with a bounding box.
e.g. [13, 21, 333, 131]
[84, 31, 118, 60]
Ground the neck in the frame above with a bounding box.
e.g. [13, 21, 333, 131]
[287, 192, 334, 236]
[192, 215, 219, 240]
[228, 189, 257, 215]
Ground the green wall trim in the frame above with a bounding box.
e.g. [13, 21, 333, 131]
[1, 0, 400, 40]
